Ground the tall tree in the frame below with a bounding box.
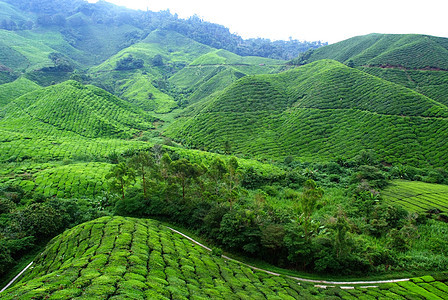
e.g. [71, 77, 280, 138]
[225, 157, 241, 209]
[299, 179, 323, 240]
[171, 158, 203, 202]
[208, 157, 227, 195]
[106, 162, 135, 200]
[129, 152, 154, 199]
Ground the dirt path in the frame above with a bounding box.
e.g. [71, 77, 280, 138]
[166, 226, 410, 286]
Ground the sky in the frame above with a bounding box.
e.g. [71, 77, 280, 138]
[87, 0, 448, 44]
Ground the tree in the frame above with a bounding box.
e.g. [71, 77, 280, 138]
[13, 203, 63, 238]
[151, 54, 164, 66]
[299, 179, 323, 240]
[129, 152, 154, 199]
[115, 55, 144, 70]
[208, 157, 227, 194]
[106, 162, 135, 200]
[225, 157, 241, 208]
[171, 158, 203, 202]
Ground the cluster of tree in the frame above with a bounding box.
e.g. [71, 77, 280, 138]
[105, 147, 424, 274]
[115, 55, 144, 70]
[0, 19, 34, 31]
[5, 0, 326, 60]
[0, 185, 108, 278]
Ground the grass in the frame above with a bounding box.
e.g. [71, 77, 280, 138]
[382, 180, 448, 212]
[2, 216, 448, 299]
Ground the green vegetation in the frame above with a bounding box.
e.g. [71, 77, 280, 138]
[293, 33, 448, 69]
[2, 216, 447, 299]
[382, 180, 448, 213]
[1, 80, 155, 139]
[0, 77, 40, 107]
[166, 60, 448, 167]
[359, 67, 448, 106]
[2, 0, 448, 297]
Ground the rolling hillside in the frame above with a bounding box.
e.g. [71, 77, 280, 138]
[0, 80, 156, 163]
[293, 33, 448, 69]
[292, 33, 448, 106]
[0, 77, 40, 107]
[1, 216, 320, 299]
[1, 80, 154, 138]
[3, 216, 448, 299]
[166, 60, 448, 167]
[90, 29, 285, 112]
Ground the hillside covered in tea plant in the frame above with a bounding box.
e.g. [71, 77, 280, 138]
[292, 33, 448, 69]
[2, 0, 448, 297]
[166, 59, 448, 167]
[4, 216, 448, 300]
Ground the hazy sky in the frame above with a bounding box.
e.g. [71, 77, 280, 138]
[87, 0, 448, 43]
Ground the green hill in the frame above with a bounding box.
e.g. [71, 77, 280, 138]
[0, 77, 40, 107]
[166, 60, 448, 167]
[292, 34, 448, 107]
[0, 216, 319, 299]
[358, 67, 448, 106]
[90, 30, 213, 73]
[90, 30, 285, 111]
[294, 33, 448, 70]
[3, 216, 448, 299]
[0, 1, 32, 24]
[169, 50, 284, 105]
[1, 80, 154, 139]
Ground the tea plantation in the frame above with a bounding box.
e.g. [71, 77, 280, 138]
[382, 180, 448, 213]
[293, 33, 448, 70]
[166, 60, 448, 167]
[2, 0, 448, 297]
[3, 216, 448, 299]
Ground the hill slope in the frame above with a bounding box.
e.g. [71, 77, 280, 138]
[90, 29, 285, 111]
[0, 77, 40, 107]
[1, 216, 321, 299]
[3, 216, 448, 299]
[293, 33, 448, 69]
[1, 80, 154, 139]
[166, 60, 448, 167]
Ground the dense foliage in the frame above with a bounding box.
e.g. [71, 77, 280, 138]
[2, 0, 324, 61]
[0, 184, 108, 280]
[1, 0, 448, 296]
[97, 147, 448, 275]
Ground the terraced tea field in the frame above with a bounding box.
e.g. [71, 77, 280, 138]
[0, 162, 111, 198]
[382, 180, 448, 212]
[167, 60, 448, 167]
[2, 216, 448, 299]
[294, 33, 448, 70]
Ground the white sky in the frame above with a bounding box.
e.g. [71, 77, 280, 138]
[87, 0, 448, 44]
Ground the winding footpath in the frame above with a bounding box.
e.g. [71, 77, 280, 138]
[165, 226, 410, 286]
